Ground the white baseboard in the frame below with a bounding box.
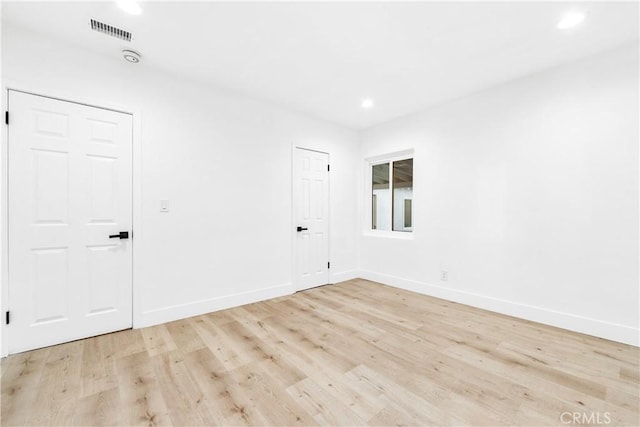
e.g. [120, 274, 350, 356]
[136, 282, 294, 328]
[135, 268, 359, 329]
[358, 270, 639, 347]
[331, 269, 360, 284]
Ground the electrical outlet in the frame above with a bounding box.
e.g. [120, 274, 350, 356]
[440, 270, 449, 282]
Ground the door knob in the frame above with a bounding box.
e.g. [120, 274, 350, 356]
[296, 226, 308, 232]
[109, 231, 129, 239]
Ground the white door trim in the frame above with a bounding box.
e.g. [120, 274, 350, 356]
[0, 83, 142, 357]
[291, 145, 331, 291]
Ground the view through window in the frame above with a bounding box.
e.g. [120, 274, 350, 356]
[371, 157, 413, 232]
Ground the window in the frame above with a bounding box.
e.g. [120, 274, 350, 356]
[371, 156, 413, 232]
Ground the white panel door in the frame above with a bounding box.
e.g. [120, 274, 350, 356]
[7, 91, 133, 354]
[293, 148, 329, 291]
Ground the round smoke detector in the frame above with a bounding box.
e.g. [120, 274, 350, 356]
[122, 49, 141, 63]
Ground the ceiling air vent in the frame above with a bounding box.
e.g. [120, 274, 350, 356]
[90, 19, 132, 42]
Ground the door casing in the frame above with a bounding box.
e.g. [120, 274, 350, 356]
[291, 145, 331, 292]
[1, 84, 142, 357]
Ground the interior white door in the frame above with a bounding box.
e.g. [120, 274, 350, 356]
[7, 91, 133, 354]
[293, 147, 329, 291]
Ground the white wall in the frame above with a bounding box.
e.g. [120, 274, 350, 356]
[1, 24, 359, 353]
[2, 23, 637, 354]
[359, 43, 639, 346]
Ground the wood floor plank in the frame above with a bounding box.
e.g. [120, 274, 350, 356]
[286, 376, 367, 426]
[80, 333, 118, 398]
[115, 350, 172, 427]
[345, 364, 460, 426]
[225, 363, 316, 426]
[164, 319, 207, 354]
[72, 387, 122, 427]
[0, 347, 51, 426]
[191, 316, 247, 371]
[151, 350, 219, 426]
[140, 324, 177, 357]
[2, 279, 638, 426]
[24, 341, 83, 426]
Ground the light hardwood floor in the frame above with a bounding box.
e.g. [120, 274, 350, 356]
[1, 279, 638, 426]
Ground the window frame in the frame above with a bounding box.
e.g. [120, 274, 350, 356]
[364, 150, 415, 239]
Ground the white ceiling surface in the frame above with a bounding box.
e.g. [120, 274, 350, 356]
[3, 1, 639, 129]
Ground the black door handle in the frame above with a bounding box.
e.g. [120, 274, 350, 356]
[296, 226, 308, 232]
[109, 231, 129, 239]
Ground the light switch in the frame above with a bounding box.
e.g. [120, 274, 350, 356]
[160, 199, 169, 212]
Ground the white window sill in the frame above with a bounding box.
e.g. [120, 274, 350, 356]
[363, 230, 414, 240]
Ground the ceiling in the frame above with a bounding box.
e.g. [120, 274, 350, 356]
[3, 1, 638, 129]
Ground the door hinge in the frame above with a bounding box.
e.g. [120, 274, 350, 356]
[328, 262, 330, 269]
[5, 311, 10, 325]
[5, 111, 8, 125]
[327, 164, 330, 171]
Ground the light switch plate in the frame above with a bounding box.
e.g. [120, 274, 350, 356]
[160, 199, 169, 212]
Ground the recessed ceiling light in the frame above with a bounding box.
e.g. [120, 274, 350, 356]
[117, 0, 142, 15]
[361, 98, 374, 109]
[557, 12, 586, 29]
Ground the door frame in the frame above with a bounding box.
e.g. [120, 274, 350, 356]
[1, 83, 142, 357]
[291, 145, 331, 292]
